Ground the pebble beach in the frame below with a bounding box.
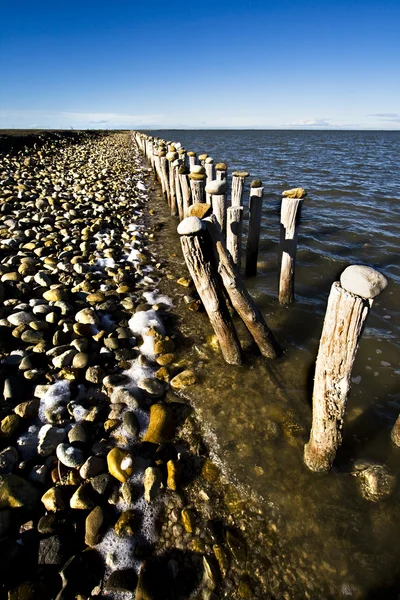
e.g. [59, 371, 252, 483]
[0, 131, 275, 600]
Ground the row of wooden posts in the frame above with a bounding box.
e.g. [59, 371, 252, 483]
[134, 131, 305, 305]
[133, 131, 393, 476]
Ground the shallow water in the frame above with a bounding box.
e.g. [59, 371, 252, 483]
[145, 130, 400, 598]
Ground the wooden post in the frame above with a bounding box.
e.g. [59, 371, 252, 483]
[231, 171, 249, 207]
[174, 161, 184, 220]
[206, 180, 228, 238]
[177, 217, 242, 365]
[178, 167, 192, 218]
[278, 187, 306, 304]
[227, 206, 243, 268]
[391, 415, 400, 447]
[189, 173, 206, 204]
[304, 265, 388, 473]
[205, 157, 215, 203]
[159, 153, 170, 204]
[166, 151, 179, 216]
[204, 215, 281, 359]
[245, 180, 264, 277]
[188, 151, 197, 169]
[216, 162, 228, 181]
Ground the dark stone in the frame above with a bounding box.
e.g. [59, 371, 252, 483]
[90, 473, 113, 496]
[105, 569, 137, 593]
[122, 411, 140, 438]
[68, 423, 91, 445]
[38, 535, 68, 565]
[37, 514, 58, 535]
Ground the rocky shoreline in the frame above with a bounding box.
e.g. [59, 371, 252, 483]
[0, 131, 273, 600]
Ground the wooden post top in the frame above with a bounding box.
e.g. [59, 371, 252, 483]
[340, 265, 388, 299]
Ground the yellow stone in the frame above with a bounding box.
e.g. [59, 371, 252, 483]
[170, 370, 196, 391]
[166, 460, 178, 491]
[107, 447, 134, 483]
[181, 508, 195, 533]
[142, 404, 175, 444]
[282, 187, 307, 199]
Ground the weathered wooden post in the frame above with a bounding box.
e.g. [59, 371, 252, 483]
[159, 152, 170, 203]
[178, 166, 192, 218]
[189, 169, 206, 204]
[245, 180, 264, 277]
[204, 215, 281, 359]
[279, 187, 307, 304]
[304, 265, 388, 473]
[166, 150, 179, 216]
[174, 161, 184, 220]
[391, 415, 400, 447]
[206, 180, 228, 238]
[178, 148, 187, 170]
[188, 151, 197, 168]
[178, 217, 242, 365]
[205, 157, 215, 203]
[216, 162, 228, 181]
[231, 171, 249, 207]
[227, 206, 243, 268]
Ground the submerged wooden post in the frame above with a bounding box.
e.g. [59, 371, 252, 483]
[204, 215, 281, 359]
[231, 171, 249, 207]
[304, 265, 388, 473]
[189, 171, 206, 204]
[178, 217, 242, 365]
[188, 151, 197, 169]
[178, 166, 192, 218]
[227, 206, 243, 268]
[206, 180, 228, 238]
[279, 187, 306, 304]
[216, 162, 228, 181]
[245, 180, 264, 277]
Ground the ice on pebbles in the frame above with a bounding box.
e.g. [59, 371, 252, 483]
[39, 380, 71, 423]
[143, 290, 174, 308]
[128, 309, 165, 360]
[136, 181, 147, 191]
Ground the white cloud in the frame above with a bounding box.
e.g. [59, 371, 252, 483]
[283, 118, 333, 128]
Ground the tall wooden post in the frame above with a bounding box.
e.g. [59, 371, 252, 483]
[174, 161, 184, 220]
[178, 167, 192, 218]
[204, 216, 281, 359]
[245, 180, 264, 277]
[177, 217, 242, 365]
[189, 173, 206, 204]
[205, 158, 215, 203]
[227, 206, 243, 268]
[206, 180, 228, 238]
[216, 162, 228, 181]
[279, 187, 306, 304]
[188, 152, 197, 169]
[304, 265, 388, 473]
[166, 151, 179, 216]
[231, 171, 249, 207]
[159, 154, 170, 204]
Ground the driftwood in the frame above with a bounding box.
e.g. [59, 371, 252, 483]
[226, 206, 243, 268]
[178, 217, 242, 365]
[245, 182, 263, 277]
[279, 188, 306, 304]
[204, 215, 281, 359]
[304, 266, 388, 473]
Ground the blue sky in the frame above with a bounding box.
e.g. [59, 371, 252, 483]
[0, 0, 399, 129]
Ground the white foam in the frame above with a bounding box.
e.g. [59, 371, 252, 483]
[39, 380, 71, 423]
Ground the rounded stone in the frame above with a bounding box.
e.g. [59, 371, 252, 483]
[56, 443, 85, 468]
[340, 265, 388, 299]
[107, 447, 134, 483]
[282, 187, 307, 198]
[41, 487, 66, 512]
[75, 308, 99, 325]
[190, 165, 206, 175]
[205, 180, 227, 195]
[177, 217, 205, 236]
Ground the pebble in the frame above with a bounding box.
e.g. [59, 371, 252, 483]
[41, 487, 66, 512]
[37, 424, 66, 456]
[56, 443, 85, 468]
[143, 466, 162, 502]
[107, 447, 134, 483]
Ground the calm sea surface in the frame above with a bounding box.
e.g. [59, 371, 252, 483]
[147, 130, 400, 598]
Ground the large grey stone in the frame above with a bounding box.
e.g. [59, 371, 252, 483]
[340, 265, 388, 299]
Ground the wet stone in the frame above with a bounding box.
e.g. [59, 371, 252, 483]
[56, 443, 85, 468]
